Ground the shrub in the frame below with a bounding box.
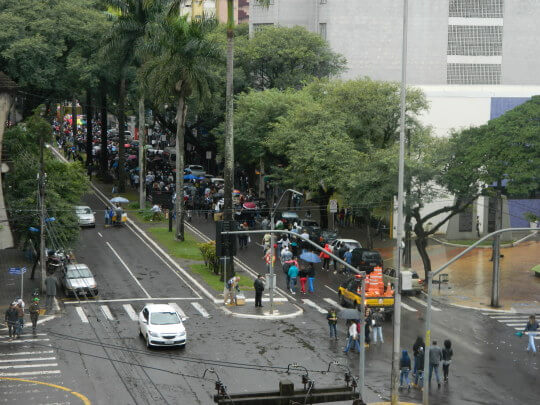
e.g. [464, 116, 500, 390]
[198, 241, 220, 274]
[140, 208, 165, 222]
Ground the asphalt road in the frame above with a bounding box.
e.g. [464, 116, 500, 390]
[2, 194, 538, 405]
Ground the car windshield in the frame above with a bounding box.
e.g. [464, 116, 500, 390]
[76, 207, 92, 214]
[363, 252, 381, 261]
[190, 166, 203, 171]
[346, 242, 361, 249]
[66, 268, 92, 278]
[150, 311, 180, 325]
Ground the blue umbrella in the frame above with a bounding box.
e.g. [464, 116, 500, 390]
[184, 174, 197, 180]
[299, 251, 321, 263]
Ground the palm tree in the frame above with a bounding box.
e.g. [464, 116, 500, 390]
[140, 14, 220, 241]
[104, 0, 161, 194]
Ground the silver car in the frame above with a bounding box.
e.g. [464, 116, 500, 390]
[61, 264, 98, 297]
[75, 206, 95, 227]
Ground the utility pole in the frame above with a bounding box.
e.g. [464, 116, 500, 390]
[39, 132, 46, 292]
[403, 129, 412, 268]
[391, 0, 408, 403]
[491, 182, 503, 307]
[138, 97, 146, 210]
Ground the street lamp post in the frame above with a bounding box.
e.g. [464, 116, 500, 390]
[269, 189, 302, 314]
[421, 227, 537, 405]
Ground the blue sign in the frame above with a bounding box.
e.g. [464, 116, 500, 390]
[8, 267, 27, 275]
[29, 227, 40, 233]
[45, 217, 56, 222]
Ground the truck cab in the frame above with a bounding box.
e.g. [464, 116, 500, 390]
[338, 274, 395, 320]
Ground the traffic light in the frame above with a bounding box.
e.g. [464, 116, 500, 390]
[216, 220, 237, 257]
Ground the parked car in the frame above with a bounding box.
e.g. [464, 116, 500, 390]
[210, 177, 225, 187]
[75, 205, 95, 227]
[350, 248, 383, 273]
[320, 229, 339, 244]
[185, 165, 205, 177]
[139, 304, 187, 348]
[297, 219, 321, 239]
[331, 238, 362, 251]
[382, 267, 423, 294]
[276, 211, 300, 226]
[61, 263, 98, 297]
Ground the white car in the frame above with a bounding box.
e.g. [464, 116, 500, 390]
[138, 304, 187, 348]
[75, 206, 95, 227]
[185, 164, 205, 177]
[331, 238, 362, 251]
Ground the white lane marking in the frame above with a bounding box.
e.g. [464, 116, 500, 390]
[0, 334, 47, 340]
[0, 351, 54, 357]
[323, 298, 342, 308]
[401, 302, 418, 312]
[0, 339, 50, 344]
[0, 357, 56, 364]
[191, 302, 210, 318]
[0, 363, 58, 369]
[506, 323, 527, 326]
[169, 303, 188, 320]
[492, 316, 532, 320]
[75, 306, 89, 323]
[244, 298, 288, 302]
[63, 297, 200, 304]
[302, 299, 327, 314]
[325, 285, 337, 294]
[100, 305, 115, 321]
[106, 241, 152, 299]
[98, 232, 103, 238]
[409, 296, 441, 311]
[123, 304, 138, 321]
[0, 370, 61, 377]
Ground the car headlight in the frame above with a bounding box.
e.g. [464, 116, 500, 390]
[148, 331, 160, 337]
[178, 331, 186, 337]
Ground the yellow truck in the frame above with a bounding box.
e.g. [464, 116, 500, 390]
[337, 275, 395, 320]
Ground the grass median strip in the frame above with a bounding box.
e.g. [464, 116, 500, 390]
[190, 263, 254, 292]
[147, 227, 204, 260]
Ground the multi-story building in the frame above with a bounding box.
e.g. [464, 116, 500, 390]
[249, 0, 540, 136]
[182, 0, 250, 24]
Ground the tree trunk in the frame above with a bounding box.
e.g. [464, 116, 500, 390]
[175, 95, 188, 241]
[403, 212, 412, 268]
[223, 0, 235, 222]
[414, 225, 432, 279]
[365, 211, 373, 250]
[117, 78, 127, 193]
[100, 82, 108, 178]
[85, 90, 93, 167]
[71, 99, 78, 139]
[138, 96, 146, 210]
[259, 157, 264, 198]
[317, 188, 332, 229]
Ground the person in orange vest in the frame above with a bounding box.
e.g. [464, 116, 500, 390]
[319, 244, 332, 271]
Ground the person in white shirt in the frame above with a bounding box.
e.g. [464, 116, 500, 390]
[343, 320, 361, 354]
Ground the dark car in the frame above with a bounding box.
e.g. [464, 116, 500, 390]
[350, 248, 383, 273]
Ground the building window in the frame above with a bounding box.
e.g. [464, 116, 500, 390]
[448, 26, 503, 56]
[449, 0, 504, 18]
[447, 63, 501, 84]
[319, 23, 327, 40]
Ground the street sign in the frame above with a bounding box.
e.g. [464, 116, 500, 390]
[8, 267, 27, 275]
[329, 199, 338, 213]
[206, 151, 212, 160]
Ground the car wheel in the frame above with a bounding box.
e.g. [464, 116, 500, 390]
[146, 335, 152, 349]
[339, 293, 347, 307]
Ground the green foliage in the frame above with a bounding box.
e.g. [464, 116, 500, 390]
[138, 208, 165, 222]
[198, 241, 220, 274]
[3, 113, 89, 247]
[237, 26, 346, 90]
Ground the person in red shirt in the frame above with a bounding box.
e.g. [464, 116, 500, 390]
[319, 244, 332, 271]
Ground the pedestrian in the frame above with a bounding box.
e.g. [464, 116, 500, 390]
[104, 205, 110, 226]
[263, 249, 275, 273]
[280, 245, 293, 264]
[343, 320, 361, 354]
[253, 274, 265, 307]
[428, 340, 442, 388]
[45, 274, 57, 312]
[29, 298, 40, 333]
[364, 309, 372, 348]
[412, 336, 425, 378]
[15, 302, 24, 338]
[238, 222, 249, 249]
[225, 276, 241, 306]
[307, 263, 315, 293]
[523, 315, 539, 354]
[287, 262, 299, 294]
[343, 249, 353, 275]
[320, 243, 331, 271]
[4, 302, 18, 339]
[442, 339, 453, 382]
[299, 267, 308, 294]
[262, 232, 271, 252]
[399, 350, 411, 390]
[327, 308, 338, 339]
[372, 308, 384, 344]
[283, 259, 293, 289]
[413, 347, 425, 389]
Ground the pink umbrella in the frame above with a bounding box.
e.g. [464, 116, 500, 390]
[243, 202, 256, 209]
[124, 143, 131, 148]
[127, 155, 137, 160]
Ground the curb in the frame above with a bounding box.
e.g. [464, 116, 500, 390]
[448, 302, 515, 313]
[221, 304, 304, 320]
[430, 231, 538, 249]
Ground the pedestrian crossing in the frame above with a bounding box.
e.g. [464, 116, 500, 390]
[0, 334, 61, 378]
[483, 313, 540, 339]
[69, 301, 211, 324]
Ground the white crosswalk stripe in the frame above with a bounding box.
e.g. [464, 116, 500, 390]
[485, 313, 540, 340]
[400, 302, 418, 312]
[75, 306, 89, 323]
[302, 299, 327, 314]
[123, 304, 138, 321]
[100, 305, 115, 321]
[409, 296, 442, 311]
[323, 298, 342, 308]
[191, 302, 210, 318]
